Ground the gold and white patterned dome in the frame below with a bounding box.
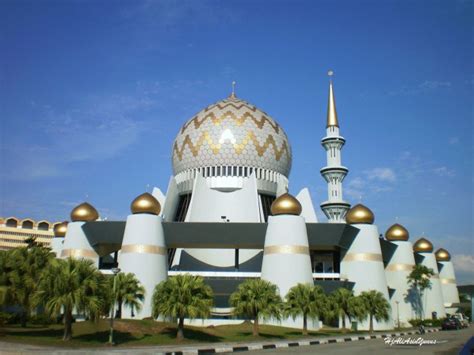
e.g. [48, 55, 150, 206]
[172, 94, 292, 178]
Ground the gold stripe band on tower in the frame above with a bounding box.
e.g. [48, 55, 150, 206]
[385, 264, 414, 272]
[263, 245, 309, 256]
[342, 253, 383, 262]
[121, 244, 167, 255]
[61, 249, 98, 258]
[441, 278, 456, 284]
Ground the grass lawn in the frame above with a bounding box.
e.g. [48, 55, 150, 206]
[0, 319, 383, 348]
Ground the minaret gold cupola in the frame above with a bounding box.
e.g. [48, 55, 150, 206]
[130, 192, 161, 215]
[326, 70, 339, 128]
[53, 221, 68, 237]
[270, 193, 302, 216]
[413, 237, 433, 253]
[385, 223, 409, 241]
[345, 203, 375, 225]
[435, 248, 451, 262]
[70, 202, 99, 222]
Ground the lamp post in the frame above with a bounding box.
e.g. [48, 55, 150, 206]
[395, 301, 400, 329]
[108, 267, 121, 345]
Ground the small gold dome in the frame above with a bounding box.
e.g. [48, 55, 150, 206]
[385, 223, 409, 241]
[413, 237, 433, 253]
[271, 193, 302, 216]
[345, 204, 374, 224]
[70, 202, 99, 222]
[53, 221, 68, 237]
[131, 193, 161, 215]
[435, 248, 451, 262]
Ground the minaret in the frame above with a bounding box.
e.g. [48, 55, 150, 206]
[61, 202, 100, 264]
[118, 192, 168, 319]
[320, 71, 350, 222]
[435, 248, 460, 315]
[413, 238, 446, 319]
[384, 223, 416, 327]
[340, 204, 393, 330]
[261, 193, 317, 329]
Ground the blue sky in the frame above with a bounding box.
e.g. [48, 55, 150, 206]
[1, 0, 472, 283]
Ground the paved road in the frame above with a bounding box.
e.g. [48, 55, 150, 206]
[249, 326, 473, 355]
[0, 327, 472, 354]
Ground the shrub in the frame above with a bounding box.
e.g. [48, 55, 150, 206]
[29, 313, 54, 325]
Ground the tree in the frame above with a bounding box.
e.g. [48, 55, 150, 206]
[112, 272, 145, 319]
[284, 283, 328, 335]
[2, 245, 54, 327]
[230, 278, 282, 336]
[152, 274, 213, 340]
[359, 290, 391, 333]
[34, 258, 105, 340]
[406, 265, 434, 320]
[329, 288, 366, 330]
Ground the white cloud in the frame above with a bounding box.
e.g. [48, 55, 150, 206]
[389, 80, 452, 96]
[448, 137, 460, 145]
[418, 80, 451, 90]
[345, 177, 365, 199]
[452, 254, 474, 273]
[2, 78, 211, 181]
[433, 166, 456, 178]
[366, 167, 397, 182]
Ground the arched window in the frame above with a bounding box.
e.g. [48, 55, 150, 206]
[37, 221, 50, 231]
[6, 218, 18, 228]
[22, 220, 34, 229]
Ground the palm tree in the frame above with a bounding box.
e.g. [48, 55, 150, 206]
[152, 274, 213, 340]
[359, 290, 391, 333]
[330, 288, 365, 330]
[229, 278, 282, 336]
[34, 258, 105, 340]
[284, 284, 328, 335]
[406, 265, 434, 320]
[113, 272, 145, 319]
[2, 245, 54, 327]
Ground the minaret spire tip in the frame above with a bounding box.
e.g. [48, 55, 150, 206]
[326, 70, 339, 128]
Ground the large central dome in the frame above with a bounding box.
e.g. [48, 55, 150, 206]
[172, 94, 292, 178]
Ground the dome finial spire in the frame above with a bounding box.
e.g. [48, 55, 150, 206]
[230, 81, 237, 98]
[326, 70, 339, 128]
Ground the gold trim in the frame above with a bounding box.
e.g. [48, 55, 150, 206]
[386, 263, 414, 272]
[205, 101, 258, 113]
[264, 245, 309, 255]
[121, 244, 167, 255]
[61, 248, 97, 258]
[441, 278, 456, 284]
[342, 253, 383, 262]
[182, 111, 280, 134]
[173, 131, 290, 162]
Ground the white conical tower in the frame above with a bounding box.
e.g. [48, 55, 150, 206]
[51, 221, 68, 257]
[320, 71, 350, 222]
[413, 238, 446, 319]
[118, 193, 168, 319]
[61, 202, 99, 265]
[261, 193, 317, 329]
[384, 223, 416, 327]
[435, 248, 460, 315]
[340, 204, 393, 330]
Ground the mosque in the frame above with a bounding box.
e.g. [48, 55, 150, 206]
[45, 73, 460, 330]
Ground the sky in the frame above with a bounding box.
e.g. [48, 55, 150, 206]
[0, 0, 472, 283]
